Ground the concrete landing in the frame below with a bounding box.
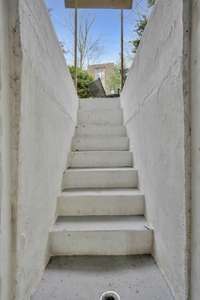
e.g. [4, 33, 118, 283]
[32, 256, 174, 300]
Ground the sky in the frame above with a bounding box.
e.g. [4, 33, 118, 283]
[44, 0, 149, 67]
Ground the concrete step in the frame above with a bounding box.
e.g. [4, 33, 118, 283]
[62, 168, 138, 189]
[68, 151, 133, 168]
[78, 109, 123, 125]
[50, 216, 153, 255]
[79, 98, 120, 111]
[75, 125, 127, 137]
[57, 189, 145, 216]
[72, 137, 129, 151]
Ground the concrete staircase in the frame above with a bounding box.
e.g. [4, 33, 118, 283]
[49, 98, 153, 256]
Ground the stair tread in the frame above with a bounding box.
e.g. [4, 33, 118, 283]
[69, 151, 132, 157]
[79, 108, 122, 112]
[76, 124, 125, 128]
[57, 188, 144, 216]
[78, 109, 123, 125]
[59, 188, 143, 196]
[52, 216, 150, 232]
[69, 151, 133, 168]
[63, 167, 138, 189]
[70, 151, 131, 155]
[66, 167, 135, 172]
[78, 106, 123, 110]
[79, 99, 120, 110]
[72, 136, 129, 145]
[80, 97, 120, 101]
[76, 124, 126, 132]
[78, 109, 122, 115]
[70, 150, 131, 153]
[64, 168, 137, 175]
[73, 136, 128, 140]
[72, 137, 129, 151]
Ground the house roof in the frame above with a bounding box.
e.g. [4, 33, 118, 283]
[65, 0, 133, 9]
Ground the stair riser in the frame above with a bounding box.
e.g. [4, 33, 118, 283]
[50, 230, 153, 256]
[62, 169, 138, 189]
[75, 125, 127, 137]
[57, 194, 144, 216]
[72, 138, 129, 151]
[79, 99, 120, 110]
[78, 110, 123, 125]
[68, 152, 133, 168]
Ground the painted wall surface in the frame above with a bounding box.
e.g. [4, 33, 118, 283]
[14, 0, 79, 299]
[191, 1, 200, 299]
[121, 1, 190, 299]
[0, 1, 12, 299]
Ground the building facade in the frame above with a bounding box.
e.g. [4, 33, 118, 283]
[88, 63, 115, 95]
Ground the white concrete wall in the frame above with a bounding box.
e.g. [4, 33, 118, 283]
[191, 1, 200, 299]
[14, 0, 79, 299]
[0, 1, 13, 299]
[121, 1, 190, 299]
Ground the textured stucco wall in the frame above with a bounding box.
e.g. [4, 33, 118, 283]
[191, 1, 200, 299]
[121, 1, 190, 299]
[14, 0, 79, 299]
[0, 1, 11, 300]
[0, 1, 12, 299]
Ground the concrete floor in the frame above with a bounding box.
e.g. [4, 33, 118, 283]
[32, 256, 174, 300]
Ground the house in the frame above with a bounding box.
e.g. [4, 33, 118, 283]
[88, 63, 115, 95]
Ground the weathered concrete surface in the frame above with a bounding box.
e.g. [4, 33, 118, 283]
[50, 97, 153, 258]
[72, 136, 129, 151]
[68, 151, 133, 168]
[0, 1, 13, 299]
[32, 256, 174, 300]
[191, 0, 200, 299]
[121, 1, 190, 299]
[63, 168, 138, 189]
[57, 189, 144, 216]
[50, 216, 153, 255]
[12, 0, 79, 299]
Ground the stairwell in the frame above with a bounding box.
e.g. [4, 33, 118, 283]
[32, 98, 174, 300]
[49, 98, 153, 256]
[1, 0, 192, 298]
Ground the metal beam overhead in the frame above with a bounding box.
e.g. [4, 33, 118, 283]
[65, 0, 133, 9]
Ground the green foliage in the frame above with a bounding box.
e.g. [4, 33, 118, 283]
[130, 0, 156, 53]
[147, 0, 156, 7]
[135, 16, 148, 37]
[130, 15, 148, 53]
[69, 66, 94, 98]
[132, 39, 140, 52]
[107, 65, 121, 94]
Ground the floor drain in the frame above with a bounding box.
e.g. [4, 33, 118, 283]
[100, 291, 120, 300]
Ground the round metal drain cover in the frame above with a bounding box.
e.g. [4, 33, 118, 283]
[100, 291, 120, 300]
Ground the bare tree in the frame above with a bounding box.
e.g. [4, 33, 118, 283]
[77, 16, 103, 68]
[48, 9, 103, 68]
